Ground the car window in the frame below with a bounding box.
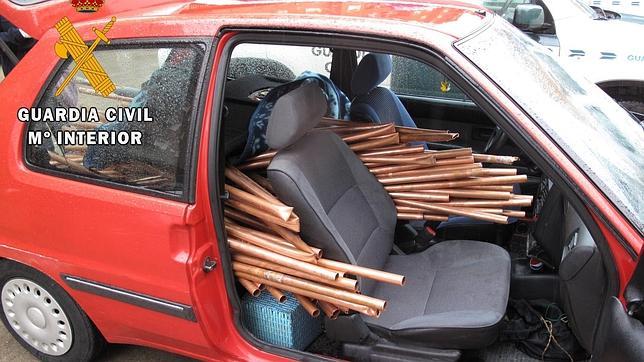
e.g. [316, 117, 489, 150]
[25, 44, 206, 199]
[229, 43, 332, 81]
[388, 55, 470, 102]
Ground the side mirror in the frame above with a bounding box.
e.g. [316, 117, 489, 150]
[513, 4, 545, 31]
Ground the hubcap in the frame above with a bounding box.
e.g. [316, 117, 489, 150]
[2, 278, 73, 356]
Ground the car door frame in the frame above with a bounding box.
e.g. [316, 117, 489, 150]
[204, 26, 635, 360]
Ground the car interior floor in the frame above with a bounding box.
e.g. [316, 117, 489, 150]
[215, 44, 606, 361]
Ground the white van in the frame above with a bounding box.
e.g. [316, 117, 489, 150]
[477, 0, 644, 117]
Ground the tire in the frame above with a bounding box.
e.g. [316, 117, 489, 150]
[618, 100, 644, 122]
[0, 260, 105, 361]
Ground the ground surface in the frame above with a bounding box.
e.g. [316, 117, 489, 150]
[0, 324, 194, 361]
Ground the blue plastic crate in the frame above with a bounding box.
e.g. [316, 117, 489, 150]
[242, 291, 322, 350]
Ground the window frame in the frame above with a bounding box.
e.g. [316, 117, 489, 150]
[22, 37, 214, 203]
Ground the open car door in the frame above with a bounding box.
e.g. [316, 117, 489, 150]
[593, 249, 644, 361]
[0, 0, 191, 39]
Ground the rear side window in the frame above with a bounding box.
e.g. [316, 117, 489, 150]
[25, 44, 205, 199]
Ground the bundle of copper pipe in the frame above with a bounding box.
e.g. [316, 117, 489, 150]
[237, 120, 529, 224]
[225, 166, 405, 319]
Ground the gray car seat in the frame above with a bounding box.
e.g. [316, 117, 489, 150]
[266, 83, 512, 349]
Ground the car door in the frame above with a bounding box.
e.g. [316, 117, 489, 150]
[592, 252, 644, 361]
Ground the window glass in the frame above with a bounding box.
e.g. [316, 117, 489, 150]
[26, 44, 205, 198]
[229, 43, 332, 81]
[387, 55, 470, 102]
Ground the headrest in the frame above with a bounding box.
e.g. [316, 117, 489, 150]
[351, 53, 393, 97]
[266, 82, 328, 150]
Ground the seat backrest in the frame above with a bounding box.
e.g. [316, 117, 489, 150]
[349, 53, 417, 128]
[266, 83, 397, 294]
[533, 184, 565, 267]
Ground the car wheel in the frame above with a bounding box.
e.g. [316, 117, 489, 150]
[618, 100, 644, 122]
[0, 260, 105, 361]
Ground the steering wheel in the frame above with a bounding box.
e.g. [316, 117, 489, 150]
[483, 126, 509, 154]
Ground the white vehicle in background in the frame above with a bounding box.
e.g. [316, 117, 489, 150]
[476, 0, 644, 119]
[587, 0, 644, 17]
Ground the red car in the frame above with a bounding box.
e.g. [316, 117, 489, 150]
[0, 1, 642, 361]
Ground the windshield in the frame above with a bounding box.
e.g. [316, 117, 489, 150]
[457, 17, 644, 233]
[544, 0, 598, 19]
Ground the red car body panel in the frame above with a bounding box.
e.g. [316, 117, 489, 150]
[0, 1, 641, 360]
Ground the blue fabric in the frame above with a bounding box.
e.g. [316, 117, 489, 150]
[351, 53, 393, 96]
[350, 87, 417, 128]
[237, 71, 351, 163]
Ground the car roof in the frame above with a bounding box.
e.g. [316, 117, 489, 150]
[177, 1, 489, 38]
[2, 0, 489, 40]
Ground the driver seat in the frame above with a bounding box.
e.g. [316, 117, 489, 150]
[349, 53, 417, 128]
[266, 83, 511, 349]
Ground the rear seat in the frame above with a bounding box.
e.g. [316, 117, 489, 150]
[266, 83, 511, 349]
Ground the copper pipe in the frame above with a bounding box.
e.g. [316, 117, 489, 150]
[233, 262, 387, 311]
[338, 305, 350, 314]
[317, 259, 405, 286]
[503, 210, 527, 218]
[399, 133, 458, 143]
[238, 278, 261, 297]
[237, 272, 378, 318]
[225, 167, 281, 204]
[238, 159, 271, 171]
[342, 124, 395, 143]
[465, 185, 515, 192]
[394, 199, 509, 224]
[266, 286, 287, 303]
[225, 223, 316, 263]
[245, 150, 277, 163]
[389, 192, 450, 202]
[434, 156, 475, 166]
[293, 294, 320, 317]
[318, 301, 340, 320]
[378, 168, 491, 185]
[424, 214, 449, 221]
[395, 211, 448, 222]
[226, 199, 300, 232]
[361, 153, 436, 166]
[428, 189, 513, 200]
[395, 125, 449, 134]
[48, 151, 95, 176]
[396, 206, 432, 213]
[248, 173, 274, 193]
[435, 198, 532, 207]
[359, 145, 425, 157]
[233, 255, 357, 291]
[349, 133, 400, 152]
[224, 208, 273, 233]
[368, 163, 426, 175]
[397, 212, 425, 220]
[264, 222, 317, 256]
[320, 117, 390, 129]
[513, 194, 534, 201]
[384, 175, 528, 191]
[228, 238, 339, 281]
[242, 229, 324, 260]
[373, 162, 482, 178]
[473, 153, 519, 165]
[426, 148, 473, 159]
[226, 184, 293, 222]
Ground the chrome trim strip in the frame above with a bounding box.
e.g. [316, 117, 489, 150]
[62, 275, 196, 322]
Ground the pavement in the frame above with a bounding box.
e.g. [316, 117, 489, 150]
[0, 324, 194, 362]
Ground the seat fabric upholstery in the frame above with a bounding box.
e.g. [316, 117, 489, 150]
[266, 83, 511, 349]
[349, 53, 417, 128]
[367, 240, 511, 349]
